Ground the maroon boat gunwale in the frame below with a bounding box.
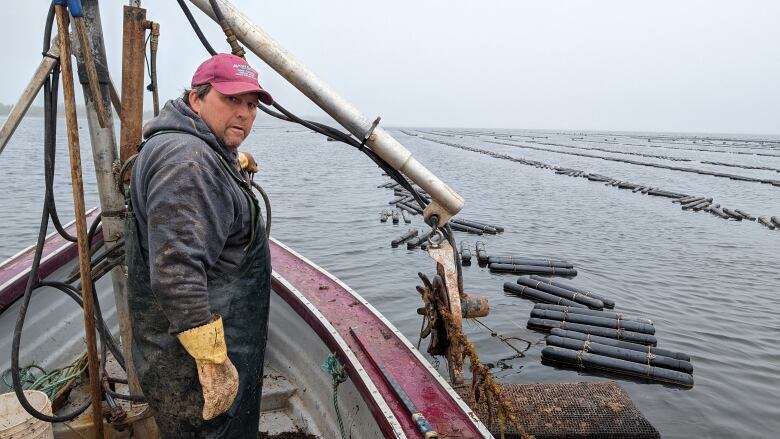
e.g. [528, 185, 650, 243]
[0, 208, 100, 312]
[269, 239, 489, 438]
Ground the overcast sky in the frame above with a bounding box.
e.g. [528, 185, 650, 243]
[1, 1, 778, 134]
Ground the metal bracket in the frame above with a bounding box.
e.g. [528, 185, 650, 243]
[359, 116, 382, 149]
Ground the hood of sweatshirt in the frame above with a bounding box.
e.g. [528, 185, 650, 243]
[142, 97, 239, 168]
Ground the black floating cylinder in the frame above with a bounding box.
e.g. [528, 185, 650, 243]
[451, 218, 498, 234]
[489, 256, 573, 268]
[503, 283, 586, 308]
[406, 234, 428, 250]
[758, 217, 776, 229]
[391, 229, 418, 247]
[529, 275, 615, 308]
[550, 328, 690, 362]
[541, 346, 693, 388]
[519, 277, 602, 309]
[395, 202, 419, 215]
[398, 201, 424, 214]
[534, 304, 652, 325]
[734, 209, 756, 221]
[530, 309, 655, 335]
[527, 318, 658, 346]
[392, 210, 399, 224]
[389, 196, 406, 204]
[545, 335, 693, 373]
[460, 241, 472, 266]
[401, 210, 411, 224]
[475, 242, 488, 264]
[490, 263, 578, 277]
[449, 222, 483, 235]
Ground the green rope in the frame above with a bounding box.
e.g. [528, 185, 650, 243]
[1, 353, 88, 400]
[321, 353, 348, 439]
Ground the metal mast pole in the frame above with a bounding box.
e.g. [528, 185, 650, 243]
[189, 0, 465, 224]
[71, 1, 158, 436]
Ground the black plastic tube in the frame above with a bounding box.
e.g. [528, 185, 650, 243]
[406, 234, 428, 250]
[490, 263, 578, 277]
[530, 309, 655, 335]
[475, 242, 488, 264]
[549, 328, 689, 361]
[504, 283, 586, 308]
[534, 304, 652, 325]
[391, 229, 418, 247]
[529, 275, 615, 308]
[519, 278, 602, 309]
[460, 241, 471, 265]
[449, 222, 483, 235]
[450, 218, 498, 234]
[527, 318, 658, 345]
[541, 346, 693, 387]
[489, 256, 573, 268]
[545, 335, 692, 373]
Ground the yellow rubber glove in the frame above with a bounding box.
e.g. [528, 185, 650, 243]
[177, 315, 239, 420]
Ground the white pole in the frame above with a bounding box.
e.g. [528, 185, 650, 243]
[188, 0, 464, 223]
[0, 38, 59, 156]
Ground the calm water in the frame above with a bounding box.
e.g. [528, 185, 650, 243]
[1, 115, 779, 438]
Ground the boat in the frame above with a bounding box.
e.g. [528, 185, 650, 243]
[0, 209, 490, 437]
[0, 0, 492, 437]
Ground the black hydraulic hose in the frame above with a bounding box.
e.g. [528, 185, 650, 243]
[11, 202, 92, 422]
[86, 213, 102, 248]
[176, 0, 216, 56]
[44, 63, 77, 243]
[43, 3, 55, 54]
[250, 181, 271, 238]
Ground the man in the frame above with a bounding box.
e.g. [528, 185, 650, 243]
[125, 53, 273, 437]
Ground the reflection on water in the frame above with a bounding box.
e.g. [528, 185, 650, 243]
[2, 116, 779, 438]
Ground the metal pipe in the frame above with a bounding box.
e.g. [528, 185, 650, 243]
[120, 5, 147, 165]
[72, 1, 159, 436]
[73, 16, 109, 128]
[0, 37, 59, 156]
[54, 6, 104, 436]
[188, 0, 464, 224]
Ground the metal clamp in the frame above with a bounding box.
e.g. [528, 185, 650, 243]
[359, 116, 381, 150]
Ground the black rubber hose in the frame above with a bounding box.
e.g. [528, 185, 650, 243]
[11, 202, 92, 422]
[42, 3, 55, 54]
[43, 61, 77, 243]
[250, 181, 271, 238]
[176, 0, 216, 56]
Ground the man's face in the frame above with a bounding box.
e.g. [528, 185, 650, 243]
[189, 88, 259, 149]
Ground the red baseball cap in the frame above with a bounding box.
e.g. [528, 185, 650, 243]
[191, 53, 273, 105]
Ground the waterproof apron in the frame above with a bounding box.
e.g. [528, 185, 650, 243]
[125, 134, 271, 438]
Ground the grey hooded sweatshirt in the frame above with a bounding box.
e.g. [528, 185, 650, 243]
[130, 98, 253, 334]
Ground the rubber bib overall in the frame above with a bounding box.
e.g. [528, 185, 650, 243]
[125, 134, 271, 438]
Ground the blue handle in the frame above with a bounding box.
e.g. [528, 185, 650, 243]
[412, 413, 438, 438]
[52, 0, 84, 17]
